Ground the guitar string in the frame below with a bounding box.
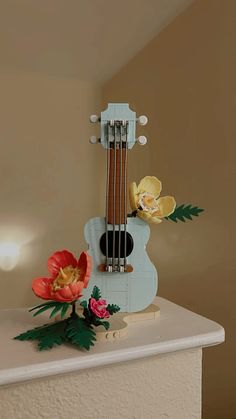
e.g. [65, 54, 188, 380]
[124, 121, 128, 269]
[105, 119, 127, 271]
[118, 122, 122, 270]
[112, 121, 117, 270]
[105, 121, 110, 268]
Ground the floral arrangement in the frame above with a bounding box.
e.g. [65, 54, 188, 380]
[14, 250, 120, 351]
[129, 176, 203, 223]
[14, 176, 203, 352]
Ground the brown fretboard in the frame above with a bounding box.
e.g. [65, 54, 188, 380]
[107, 146, 128, 225]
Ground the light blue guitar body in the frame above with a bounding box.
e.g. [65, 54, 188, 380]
[84, 103, 158, 312]
[83, 216, 158, 312]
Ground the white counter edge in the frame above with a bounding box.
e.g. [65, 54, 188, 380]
[0, 327, 224, 386]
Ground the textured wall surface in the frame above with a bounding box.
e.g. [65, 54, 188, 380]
[0, 349, 202, 419]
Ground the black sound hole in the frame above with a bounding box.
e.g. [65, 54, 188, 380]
[100, 231, 134, 258]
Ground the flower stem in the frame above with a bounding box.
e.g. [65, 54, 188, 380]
[71, 301, 76, 316]
[127, 210, 137, 218]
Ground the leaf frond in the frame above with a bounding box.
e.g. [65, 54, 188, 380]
[80, 300, 88, 309]
[91, 286, 101, 301]
[106, 304, 120, 315]
[165, 204, 204, 223]
[14, 320, 68, 351]
[49, 303, 67, 319]
[66, 316, 96, 350]
[29, 301, 57, 313]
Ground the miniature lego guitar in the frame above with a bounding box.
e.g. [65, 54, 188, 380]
[83, 103, 157, 312]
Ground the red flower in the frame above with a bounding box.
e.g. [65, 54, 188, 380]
[32, 250, 92, 303]
[89, 298, 110, 319]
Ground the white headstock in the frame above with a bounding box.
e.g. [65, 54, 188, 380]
[89, 103, 148, 149]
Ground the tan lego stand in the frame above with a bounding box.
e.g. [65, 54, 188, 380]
[56, 303, 160, 342]
[94, 303, 160, 342]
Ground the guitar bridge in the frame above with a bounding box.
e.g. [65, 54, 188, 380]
[98, 263, 133, 273]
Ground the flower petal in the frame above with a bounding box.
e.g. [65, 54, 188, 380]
[138, 176, 162, 198]
[52, 290, 74, 303]
[137, 210, 153, 222]
[48, 250, 78, 278]
[150, 216, 163, 224]
[32, 277, 52, 300]
[78, 251, 92, 288]
[52, 286, 79, 303]
[154, 196, 176, 218]
[129, 182, 138, 211]
[69, 281, 84, 297]
[99, 299, 107, 306]
[137, 210, 163, 224]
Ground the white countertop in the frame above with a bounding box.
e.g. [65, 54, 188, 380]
[0, 297, 224, 386]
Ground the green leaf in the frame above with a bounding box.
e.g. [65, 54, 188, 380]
[49, 303, 69, 319]
[14, 324, 49, 341]
[92, 318, 110, 330]
[37, 321, 68, 351]
[100, 321, 110, 330]
[91, 286, 101, 301]
[80, 300, 88, 309]
[165, 204, 204, 223]
[29, 301, 70, 319]
[32, 305, 57, 317]
[14, 320, 68, 351]
[106, 304, 120, 315]
[29, 301, 58, 312]
[82, 308, 92, 325]
[29, 301, 58, 317]
[66, 315, 96, 350]
[61, 303, 70, 319]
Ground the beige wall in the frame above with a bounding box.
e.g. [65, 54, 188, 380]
[0, 350, 202, 419]
[0, 71, 102, 308]
[103, 0, 236, 418]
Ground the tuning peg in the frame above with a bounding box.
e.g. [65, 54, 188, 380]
[137, 136, 147, 145]
[89, 136, 98, 144]
[89, 114, 99, 123]
[137, 115, 148, 126]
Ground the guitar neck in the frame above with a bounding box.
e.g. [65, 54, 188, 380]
[107, 142, 128, 225]
[91, 104, 139, 227]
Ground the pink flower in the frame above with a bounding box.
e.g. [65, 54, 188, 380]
[32, 250, 92, 303]
[89, 298, 110, 319]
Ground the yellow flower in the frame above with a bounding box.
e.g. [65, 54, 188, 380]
[129, 176, 176, 224]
